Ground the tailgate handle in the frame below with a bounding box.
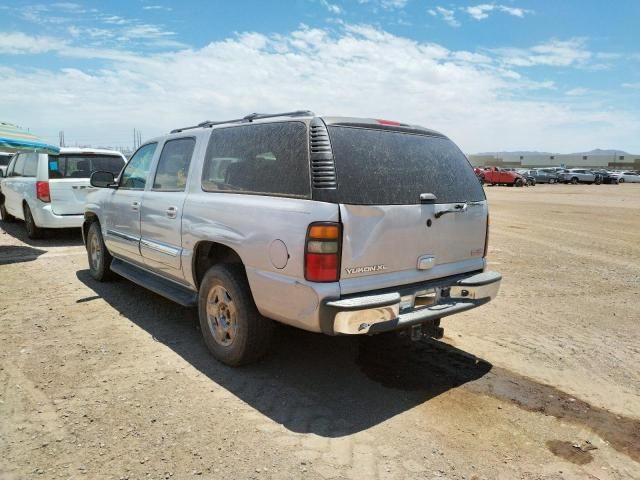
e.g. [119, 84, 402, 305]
[419, 193, 437, 203]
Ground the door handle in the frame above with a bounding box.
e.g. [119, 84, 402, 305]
[131, 201, 140, 211]
[166, 206, 178, 219]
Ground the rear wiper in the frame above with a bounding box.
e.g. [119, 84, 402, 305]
[434, 201, 483, 218]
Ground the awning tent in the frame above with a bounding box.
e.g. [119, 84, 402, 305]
[0, 121, 59, 155]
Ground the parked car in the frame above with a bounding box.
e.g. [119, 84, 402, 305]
[559, 169, 601, 185]
[516, 170, 537, 186]
[591, 169, 620, 184]
[610, 171, 640, 183]
[0, 148, 126, 238]
[478, 166, 526, 186]
[522, 169, 558, 184]
[82, 111, 502, 366]
[0, 152, 14, 177]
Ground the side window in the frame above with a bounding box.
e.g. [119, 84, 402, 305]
[201, 122, 310, 198]
[119, 143, 157, 190]
[11, 154, 25, 177]
[152, 138, 196, 192]
[22, 153, 39, 177]
[6, 155, 17, 176]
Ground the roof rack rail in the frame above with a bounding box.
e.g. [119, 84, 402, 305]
[170, 110, 315, 134]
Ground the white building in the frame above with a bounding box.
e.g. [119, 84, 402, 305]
[467, 150, 640, 170]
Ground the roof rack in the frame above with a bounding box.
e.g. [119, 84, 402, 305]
[170, 110, 315, 134]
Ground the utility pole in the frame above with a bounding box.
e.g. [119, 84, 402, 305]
[59, 130, 65, 147]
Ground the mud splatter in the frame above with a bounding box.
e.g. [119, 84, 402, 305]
[546, 440, 593, 465]
[358, 337, 640, 463]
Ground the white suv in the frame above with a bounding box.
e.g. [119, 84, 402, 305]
[0, 148, 126, 238]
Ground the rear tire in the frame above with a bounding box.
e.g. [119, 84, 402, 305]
[0, 199, 15, 222]
[549, 178, 555, 184]
[87, 221, 115, 281]
[23, 203, 44, 239]
[571, 177, 578, 185]
[198, 265, 273, 366]
[619, 178, 625, 183]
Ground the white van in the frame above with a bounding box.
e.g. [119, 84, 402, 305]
[0, 148, 126, 238]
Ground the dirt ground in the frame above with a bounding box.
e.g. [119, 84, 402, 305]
[1, 184, 639, 480]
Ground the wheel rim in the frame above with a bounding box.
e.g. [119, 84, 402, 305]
[206, 285, 238, 347]
[89, 231, 102, 271]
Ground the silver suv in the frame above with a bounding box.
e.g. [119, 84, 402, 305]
[83, 111, 501, 366]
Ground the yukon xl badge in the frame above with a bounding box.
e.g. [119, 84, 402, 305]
[345, 265, 387, 275]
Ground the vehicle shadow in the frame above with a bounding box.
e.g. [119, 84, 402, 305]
[77, 269, 492, 437]
[0, 221, 83, 247]
[0, 244, 48, 265]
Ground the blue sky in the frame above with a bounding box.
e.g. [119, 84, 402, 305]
[1, 0, 639, 152]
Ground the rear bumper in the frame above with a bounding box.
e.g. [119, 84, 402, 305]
[31, 204, 84, 229]
[322, 271, 501, 335]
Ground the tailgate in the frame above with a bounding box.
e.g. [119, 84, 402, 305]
[49, 179, 93, 215]
[325, 124, 488, 295]
[339, 202, 487, 294]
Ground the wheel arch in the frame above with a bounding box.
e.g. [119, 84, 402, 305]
[192, 241, 246, 290]
[82, 211, 100, 246]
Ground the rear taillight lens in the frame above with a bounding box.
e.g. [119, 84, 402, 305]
[305, 222, 341, 282]
[36, 181, 50, 203]
[483, 213, 490, 257]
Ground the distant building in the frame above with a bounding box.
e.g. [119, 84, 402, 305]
[467, 150, 640, 170]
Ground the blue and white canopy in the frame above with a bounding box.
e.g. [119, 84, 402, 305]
[0, 121, 59, 155]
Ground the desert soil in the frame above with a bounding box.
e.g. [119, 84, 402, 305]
[1, 184, 639, 480]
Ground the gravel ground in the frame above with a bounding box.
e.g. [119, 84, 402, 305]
[1, 184, 639, 480]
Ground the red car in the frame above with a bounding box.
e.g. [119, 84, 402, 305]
[475, 166, 526, 187]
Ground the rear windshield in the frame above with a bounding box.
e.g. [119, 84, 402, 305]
[49, 154, 125, 179]
[327, 126, 485, 205]
[0, 155, 12, 166]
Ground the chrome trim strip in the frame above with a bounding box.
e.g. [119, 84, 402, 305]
[106, 229, 139, 243]
[140, 238, 180, 257]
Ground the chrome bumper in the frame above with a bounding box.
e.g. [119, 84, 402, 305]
[326, 271, 501, 335]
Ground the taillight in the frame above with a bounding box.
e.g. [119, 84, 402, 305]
[483, 213, 490, 257]
[36, 181, 50, 203]
[305, 222, 341, 282]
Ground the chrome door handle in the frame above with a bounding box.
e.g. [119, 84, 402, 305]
[166, 206, 178, 218]
[131, 201, 140, 211]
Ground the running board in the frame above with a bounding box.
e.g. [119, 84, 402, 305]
[110, 258, 197, 307]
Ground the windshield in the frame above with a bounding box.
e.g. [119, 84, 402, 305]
[48, 154, 125, 179]
[327, 126, 485, 205]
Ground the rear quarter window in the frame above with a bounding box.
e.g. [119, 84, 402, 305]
[49, 154, 125, 179]
[327, 126, 485, 205]
[202, 122, 310, 198]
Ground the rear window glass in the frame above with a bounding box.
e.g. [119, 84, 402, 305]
[0, 155, 12, 166]
[202, 122, 310, 198]
[48, 154, 125, 179]
[327, 126, 485, 205]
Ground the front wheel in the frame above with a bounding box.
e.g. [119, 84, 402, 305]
[198, 265, 273, 366]
[571, 177, 579, 185]
[23, 203, 44, 239]
[619, 178, 625, 183]
[87, 222, 114, 281]
[514, 178, 524, 187]
[549, 178, 555, 184]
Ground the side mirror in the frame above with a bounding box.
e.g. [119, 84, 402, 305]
[90, 171, 116, 188]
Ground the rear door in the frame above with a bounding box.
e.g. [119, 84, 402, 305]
[139, 137, 196, 277]
[326, 125, 488, 294]
[48, 154, 125, 215]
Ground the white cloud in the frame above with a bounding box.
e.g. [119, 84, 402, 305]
[428, 6, 460, 27]
[381, 0, 408, 9]
[143, 5, 173, 11]
[320, 0, 342, 14]
[465, 4, 533, 20]
[0, 25, 638, 152]
[622, 82, 640, 89]
[494, 38, 592, 67]
[0, 32, 68, 54]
